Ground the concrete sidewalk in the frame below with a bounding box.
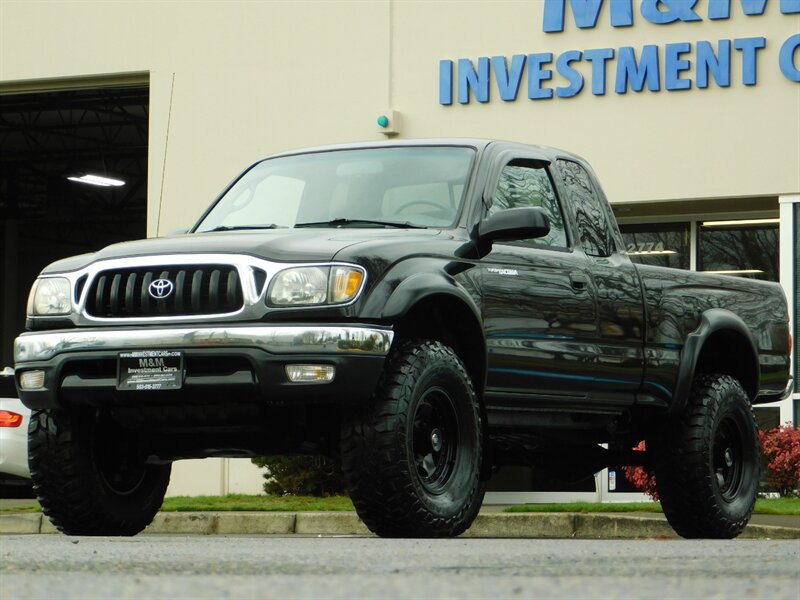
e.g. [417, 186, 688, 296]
[2, 510, 798, 539]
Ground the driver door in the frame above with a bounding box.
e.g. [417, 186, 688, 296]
[479, 155, 599, 409]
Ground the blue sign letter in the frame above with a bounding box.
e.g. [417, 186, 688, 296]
[440, 60, 453, 105]
[697, 40, 732, 88]
[556, 51, 585, 97]
[458, 57, 490, 103]
[665, 42, 692, 91]
[640, 0, 701, 24]
[528, 53, 555, 99]
[733, 37, 766, 86]
[543, 0, 633, 32]
[779, 34, 800, 82]
[708, 0, 767, 19]
[616, 45, 661, 93]
[782, 0, 800, 14]
[584, 47, 615, 95]
[493, 55, 527, 101]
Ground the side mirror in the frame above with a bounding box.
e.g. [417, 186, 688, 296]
[478, 207, 550, 244]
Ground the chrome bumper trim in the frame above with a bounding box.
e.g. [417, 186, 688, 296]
[778, 376, 794, 401]
[14, 326, 394, 363]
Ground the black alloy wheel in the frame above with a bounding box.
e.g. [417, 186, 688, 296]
[713, 415, 745, 503]
[652, 373, 760, 539]
[341, 339, 485, 538]
[413, 388, 459, 494]
[28, 407, 171, 536]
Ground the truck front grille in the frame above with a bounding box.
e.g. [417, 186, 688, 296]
[84, 265, 244, 318]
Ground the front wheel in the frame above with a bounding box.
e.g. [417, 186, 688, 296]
[341, 340, 485, 537]
[29, 408, 171, 536]
[651, 373, 760, 539]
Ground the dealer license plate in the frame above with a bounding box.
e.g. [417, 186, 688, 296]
[117, 350, 184, 391]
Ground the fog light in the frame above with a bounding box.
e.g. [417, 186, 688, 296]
[285, 364, 335, 383]
[19, 370, 45, 390]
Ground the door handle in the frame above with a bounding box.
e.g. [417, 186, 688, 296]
[570, 273, 590, 290]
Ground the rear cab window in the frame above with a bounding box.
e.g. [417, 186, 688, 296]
[556, 159, 616, 257]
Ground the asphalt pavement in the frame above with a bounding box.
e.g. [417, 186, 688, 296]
[2, 535, 798, 600]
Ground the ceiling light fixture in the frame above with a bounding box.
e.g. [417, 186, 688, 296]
[702, 218, 779, 228]
[66, 173, 126, 187]
[702, 269, 764, 275]
[628, 250, 678, 256]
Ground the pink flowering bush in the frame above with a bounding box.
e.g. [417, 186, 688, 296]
[623, 425, 800, 499]
[622, 441, 659, 501]
[759, 424, 800, 497]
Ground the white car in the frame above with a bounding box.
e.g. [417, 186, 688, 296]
[0, 368, 31, 490]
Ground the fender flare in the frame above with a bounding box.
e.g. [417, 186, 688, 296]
[362, 271, 483, 324]
[361, 269, 487, 388]
[670, 308, 760, 416]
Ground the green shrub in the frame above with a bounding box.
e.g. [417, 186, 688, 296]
[251, 455, 346, 496]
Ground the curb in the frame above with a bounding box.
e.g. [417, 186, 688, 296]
[2, 511, 798, 539]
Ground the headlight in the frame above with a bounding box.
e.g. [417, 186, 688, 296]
[267, 265, 365, 307]
[26, 277, 72, 316]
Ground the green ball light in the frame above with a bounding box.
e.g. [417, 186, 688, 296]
[377, 115, 389, 128]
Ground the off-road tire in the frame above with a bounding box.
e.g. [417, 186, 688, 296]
[29, 408, 171, 536]
[341, 339, 485, 537]
[652, 373, 760, 539]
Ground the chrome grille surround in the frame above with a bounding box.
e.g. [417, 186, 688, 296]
[85, 264, 245, 318]
[31, 254, 366, 326]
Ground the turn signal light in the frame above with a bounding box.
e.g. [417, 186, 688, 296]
[329, 267, 365, 304]
[0, 410, 23, 428]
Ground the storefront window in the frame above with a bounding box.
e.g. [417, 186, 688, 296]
[698, 220, 779, 281]
[619, 223, 690, 269]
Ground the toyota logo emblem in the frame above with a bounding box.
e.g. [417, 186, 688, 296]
[148, 278, 174, 300]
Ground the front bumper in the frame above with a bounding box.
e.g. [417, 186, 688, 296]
[14, 324, 393, 410]
[15, 325, 393, 362]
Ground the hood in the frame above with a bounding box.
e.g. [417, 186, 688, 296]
[40, 228, 449, 274]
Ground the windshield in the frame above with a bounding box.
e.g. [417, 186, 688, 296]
[194, 146, 475, 232]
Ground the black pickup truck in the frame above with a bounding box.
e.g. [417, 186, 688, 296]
[15, 139, 792, 539]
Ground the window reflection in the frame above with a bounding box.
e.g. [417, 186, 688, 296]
[490, 161, 568, 248]
[556, 160, 612, 257]
[619, 223, 690, 269]
[699, 223, 778, 281]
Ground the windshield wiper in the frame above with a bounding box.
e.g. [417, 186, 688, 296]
[203, 224, 286, 232]
[294, 218, 425, 229]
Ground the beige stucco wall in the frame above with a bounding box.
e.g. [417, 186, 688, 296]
[1, 0, 798, 232]
[166, 458, 265, 497]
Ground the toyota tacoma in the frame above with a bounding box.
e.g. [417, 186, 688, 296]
[14, 139, 793, 538]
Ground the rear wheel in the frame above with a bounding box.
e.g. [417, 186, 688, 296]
[341, 339, 485, 537]
[652, 373, 760, 539]
[29, 408, 170, 536]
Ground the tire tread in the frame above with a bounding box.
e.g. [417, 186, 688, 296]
[653, 373, 759, 539]
[341, 339, 484, 537]
[29, 408, 170, 536]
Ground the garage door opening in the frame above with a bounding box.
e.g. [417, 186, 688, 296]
[0, 83, 149, 369]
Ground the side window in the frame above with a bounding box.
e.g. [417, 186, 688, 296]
[489, 161, 568, 248]
[557, 159, 612, 257]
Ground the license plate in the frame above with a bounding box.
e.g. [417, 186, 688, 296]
[117, 350, 184, 391]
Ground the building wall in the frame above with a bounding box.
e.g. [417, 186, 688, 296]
[166, 458, 265, 497]
[2, 1, 798, 237]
